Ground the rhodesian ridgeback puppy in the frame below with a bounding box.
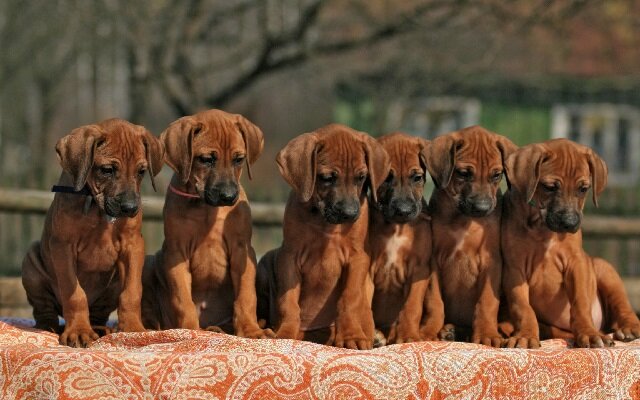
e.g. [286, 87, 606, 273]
[426, 125, 517, 347]
[22, 119, 164, 347]
[502, 139, 640, 348]
[141, 109, 273, 339]
[367, 132, 445, 344]
[257, 124, 390, 349]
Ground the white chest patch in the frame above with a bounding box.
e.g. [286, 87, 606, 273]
[383, 227, 409, 272]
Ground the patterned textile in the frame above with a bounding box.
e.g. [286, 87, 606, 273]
[0, 319, 639, 399]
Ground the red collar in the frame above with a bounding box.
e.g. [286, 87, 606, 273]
[168, 184, 200, 199]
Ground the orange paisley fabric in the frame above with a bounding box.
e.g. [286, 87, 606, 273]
[0, 319, 639, 399]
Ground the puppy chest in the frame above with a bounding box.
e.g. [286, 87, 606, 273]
[190, 245, 232, 289]
[76, 241, 119, 272]
[372, 233, 411, 290]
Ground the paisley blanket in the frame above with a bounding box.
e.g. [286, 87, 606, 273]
[0, 319, 639, 399]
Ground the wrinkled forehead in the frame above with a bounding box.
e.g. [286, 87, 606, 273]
[383, 141, 421, 172]
[540, 149, 591, 180]
[316, 133, 366, 171]
[455, 135, 502, 170]
[95, 125, 146, 161]
[193, 115, 245, 150]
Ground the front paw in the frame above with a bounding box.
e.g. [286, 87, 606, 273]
[472, 331, 504, 348]
[503, 334, 540, 349]
[575, 332, 614, 348]
[276, 324, 299, 340]
[239, 327, 277, 339]
[434, 323, 456, 341]
[389, 323, 421, 344]
[613, 321, 640, 341]
[335, 327, 372, 350]
[60, 326, 99, 348]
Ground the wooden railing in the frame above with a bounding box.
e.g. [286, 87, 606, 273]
[2, 187, 640, 236]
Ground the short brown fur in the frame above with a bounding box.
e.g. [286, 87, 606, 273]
[22, 119, 164, 347]
[502, 139, 640, 348]
[427, 125, 517, 347]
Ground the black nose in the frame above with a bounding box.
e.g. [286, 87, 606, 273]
[561, 212, 581, 232]
[120, 200, 139, 217]
[219, 187, 239, 204]
[336, 200, 360, 222]
[394, 200, 416, 217]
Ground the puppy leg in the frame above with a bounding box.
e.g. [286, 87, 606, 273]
[141, 254, 162, 330]
[335, 253, 373, 350]
[163, 252, 199, 329]
[275, 250, 302, 340]
[471, 263, 503, 347]
[115, 234, 146, 333]
[256, 249, 278, 330]
[419, 267, 445, 341]
[22, 242, 61, 333]
[47, 242, 98, 347]
[564, 262, 614, 348]
[88, 271, 120, 336]
[594, 257, 640, 341]
[503, 265, 541, 349]
[388, 265, 427, 344]
[230, 243, 275, 339]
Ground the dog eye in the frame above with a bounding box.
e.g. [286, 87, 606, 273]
[543, 183, 558, 193]
[319, 174, 336, 185]
[491, 172, 502, 183]
[356, 173, 366, 183]
[412, 174, 424, 183]
[137, 168, 146, 177]
[578, 185, 590, 194]
[100, 166, 114, 175]
[456, 169, 471, 179]
[198, 155, 216, 165]
[233, 155, 245, 166]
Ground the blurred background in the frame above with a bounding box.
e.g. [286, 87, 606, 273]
[0, 0, 640, 313]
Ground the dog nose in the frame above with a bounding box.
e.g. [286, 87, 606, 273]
[393, 200, 416, 218]
[219, 187, 239, 204]
[336, 200, 360, 222]
[560, 211, 581, 232]
[471, 197, 493, 214]
[120, 200, 139, 217]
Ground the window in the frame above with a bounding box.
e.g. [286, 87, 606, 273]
[551, 104, 640, 186]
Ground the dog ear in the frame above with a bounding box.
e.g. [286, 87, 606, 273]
[586, 148, 608, 207]
[495, 135, 518, 172]
[426, 134, 462, 189]
[361, 134, 390, 204]
[55, 125, 105, 191]
[234, 114, 264, 180]
[504, 144, 548, 204]
[160, 116, 204, 184]
[417, 137, 431, 175]
[276, 132, 319, 202]
[136, 126, 165, 192]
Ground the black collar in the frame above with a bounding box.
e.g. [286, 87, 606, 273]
[51, 185, 91, 196]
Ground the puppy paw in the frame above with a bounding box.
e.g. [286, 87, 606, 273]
[389, 323, 421, 344]
[575, 333, 614, 348]
[204, 325, 225, 333]
[434, 324, 456, 341]
[241, 328, 277, 339]
[373, 330, 387, 348]
[60, 326, 99, 348]
[335, 328, 372, 350]
[473, 330, 504, 348]
[503, 335, 540, 349]
[613, 322, 640, 341]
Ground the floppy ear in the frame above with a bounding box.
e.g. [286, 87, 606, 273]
[504, 144, 548, 204]
[426, 134, 462, 189]
[55, 125, 105, 191]
[136, 126, 165, 191]
[586, 148, 608, 207]
[495, 135, 518, 172]
[276, 132, 319, 202]
[234, 114, 264, 180]
[160, 116, 204, 184]
[417, 138, 430, 175]
[361, 134, 390, 204]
